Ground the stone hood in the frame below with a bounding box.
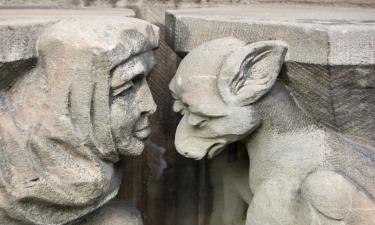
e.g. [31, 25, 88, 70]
[0, 17, 158, 225]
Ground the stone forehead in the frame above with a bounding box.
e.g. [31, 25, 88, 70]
[174, 38, 245, 101]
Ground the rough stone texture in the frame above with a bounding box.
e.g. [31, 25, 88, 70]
[166, 5, 375, 141]
[76, 200, 143, 225]
[118, 14, 184, 225]
[0, 9, 134, 62]
[166, 5, 375, 65]
[0, 14, 159, 225]
[169, 37, 375, 225]
[2, 3, 374, 225]
[209, 145, 250, 225]
[0, 9, 134, 88]
[115, 3, 374, 225]
[1, 0, 375, 7]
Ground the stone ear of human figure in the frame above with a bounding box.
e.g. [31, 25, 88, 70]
[169, 37, 375, 225]
[0, 18, 158, 225]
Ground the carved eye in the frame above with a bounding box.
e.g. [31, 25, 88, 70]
[112, 82, 134, 97]
[112, 74, 144, 97]
[187, 112, 209, 128]
[195, 117, 208, 128]
[131, 74, 144, 86]
[199, 120, 208, 128]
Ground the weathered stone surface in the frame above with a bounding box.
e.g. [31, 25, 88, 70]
[76, 200, 143, 225]
[0, 15, 159, 225]
[1, 0, 375, 7]
[166, 5, 375, 140]
[0, 9, 135, 90]
[208, 146, 250, 225]
[169, 37, 375, 225]
[166, 5, 375, 65]
[0, 9, 134, 62]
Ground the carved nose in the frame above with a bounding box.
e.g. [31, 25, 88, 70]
[139, 82, 157, 115]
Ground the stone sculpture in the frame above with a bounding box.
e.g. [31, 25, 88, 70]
[169, 37, 375, 225]
[0, 17, 158, 225]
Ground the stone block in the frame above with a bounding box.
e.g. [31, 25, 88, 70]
[166, 5, 375, 65]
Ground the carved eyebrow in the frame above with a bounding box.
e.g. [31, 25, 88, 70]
[111, 72, 145, 90]
[111, 59, 147, 89]
[188, 104, 227, 118]
[112, 51, 154, 75]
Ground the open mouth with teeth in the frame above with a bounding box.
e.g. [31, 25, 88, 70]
[207, 142, 225, 159]
[176, 136, 227, 160]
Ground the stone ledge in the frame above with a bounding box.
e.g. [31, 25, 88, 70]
[0, 8, 135, 17]
[0, 8, 135, 63]
[166, 5, 375, 65]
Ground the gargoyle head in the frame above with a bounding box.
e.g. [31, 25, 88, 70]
[169, 37, 287, 160]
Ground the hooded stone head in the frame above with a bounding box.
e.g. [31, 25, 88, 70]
[169, 38, 287, 160]
[0, 17, 158, 225]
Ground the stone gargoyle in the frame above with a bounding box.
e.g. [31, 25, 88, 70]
[169, 37, 375, 225]
[0, 18, 158, 225]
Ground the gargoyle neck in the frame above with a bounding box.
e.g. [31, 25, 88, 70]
[254, 80, 315, 134]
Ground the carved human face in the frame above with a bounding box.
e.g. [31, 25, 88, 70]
[110, 51, 156, 156]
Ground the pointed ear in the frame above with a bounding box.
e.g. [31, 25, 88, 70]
[218, 40, 288, 106]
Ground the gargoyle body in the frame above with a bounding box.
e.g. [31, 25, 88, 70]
[170, 37, 375, 225]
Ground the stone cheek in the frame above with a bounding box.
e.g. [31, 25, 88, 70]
[0, 13, 158, 225]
